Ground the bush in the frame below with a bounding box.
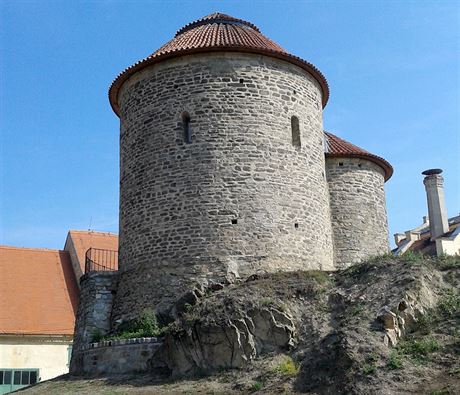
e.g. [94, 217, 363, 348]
[273, 356, 300, 377]
[362, 363, 376, 375]
[98, 310, 161, 342]
[387, 350, 403, 370]
[250, 381, 264, 392]
[439, 290, 460, 317]
[399, 337, 440, 363]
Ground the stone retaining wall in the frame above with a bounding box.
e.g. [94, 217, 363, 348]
[72, 337, 163, 376]
[70, 271, 119, 374]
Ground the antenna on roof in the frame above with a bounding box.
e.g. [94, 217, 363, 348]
[88, 216, 93, 231]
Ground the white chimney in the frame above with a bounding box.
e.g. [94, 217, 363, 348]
[422, 169, 449, 240]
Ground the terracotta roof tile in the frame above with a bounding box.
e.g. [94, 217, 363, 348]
[64, 230, 118, 277]
[109, 13, 329, 115]
[324, 131, 393, 181]
[0, 246, 79, 335]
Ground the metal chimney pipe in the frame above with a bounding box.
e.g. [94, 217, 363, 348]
[422, 169, 449, 240]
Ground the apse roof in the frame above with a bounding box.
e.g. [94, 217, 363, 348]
[324, 132, 393, 181]
[109, 12, 329, 115]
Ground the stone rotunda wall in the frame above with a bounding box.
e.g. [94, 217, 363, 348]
[326, 157, 389, 268]
[112, 52, 335, 322]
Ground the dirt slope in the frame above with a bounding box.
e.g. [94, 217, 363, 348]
[19, 254, 459, 394]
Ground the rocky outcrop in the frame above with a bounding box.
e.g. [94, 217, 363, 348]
[162, 306, 296, 376]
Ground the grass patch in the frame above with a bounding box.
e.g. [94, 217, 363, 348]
[301, 270, 331, 285]
[438, 289, 460, 317]
[436, 255, 460, 271]
[398, 337, 440, 363]
[350, 303, 366, 317]
[387, 350, 404, 370]
[272, 356, 300, 377]
[430, 388, 451, 395]
[362, 352, 378, 375]
[250, 381, 264, 392]
[362, 363, 376, 375]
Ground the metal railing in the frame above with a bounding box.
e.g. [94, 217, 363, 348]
[85, 248, 118, 273]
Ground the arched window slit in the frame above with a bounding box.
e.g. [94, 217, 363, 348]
[291, 116, 301, 148]
[182, 112, 192, 144]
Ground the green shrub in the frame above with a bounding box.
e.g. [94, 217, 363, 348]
[250, 381, 264, 392]
[98, 309, 161, 342]
[91, 329, 103, 343]
[350, 303, 365, 317]
[399, 337, 440, 363]
[302, 270, 331, 284]
[273, 356, 300, 377]
[362, 363, 376, 375]
[430, 388, 451, 395]
[439, 290, 460, 317]
[387, 350, 403, 370]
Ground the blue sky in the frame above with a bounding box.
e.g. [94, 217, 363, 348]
[1, 0, 459, 249]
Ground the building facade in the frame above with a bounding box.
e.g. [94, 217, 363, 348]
[106, 13, 393, 323]
[0, 231, 118, 393]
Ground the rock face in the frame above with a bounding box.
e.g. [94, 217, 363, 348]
[163, 306, 296, 376]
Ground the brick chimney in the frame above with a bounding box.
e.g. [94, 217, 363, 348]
[422, 169, 449, 240]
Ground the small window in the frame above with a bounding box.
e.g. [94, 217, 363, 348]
[231, 219, 238, 225]
[239, 78, 244, 84]
[338, 162, 344, 167]
[182, 112, 192, 144]
[21, 371, 30, 385]
[294, 223, 299, 229]
[30, 371, 37, 384]
[14, 371, 20, 385]
[291, 116, 301, 148]
[3, 371, 12, 385]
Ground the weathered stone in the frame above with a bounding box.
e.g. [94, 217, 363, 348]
[326, 157, 389, 269]
[112, 52, 337, 323]
[162, 305, 296, 376]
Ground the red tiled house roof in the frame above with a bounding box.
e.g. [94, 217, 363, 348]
[324, 131, 393, 181]
[109, 12, 329, 115]
[64, 230, 118, 281]
[0, 246, 79, 335]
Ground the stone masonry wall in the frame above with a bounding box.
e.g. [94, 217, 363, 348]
[72, 337, 162, 376]
[113, 52, 335, 323]
[326, 157, 389, 268]
[70, 272, 118, 374]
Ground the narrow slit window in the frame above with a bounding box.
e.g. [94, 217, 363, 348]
[291, 116, 301, 148]
[182, 112, 192, 144]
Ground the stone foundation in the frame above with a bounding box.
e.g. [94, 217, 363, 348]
[70, 272, 119, 374]
[72, 337, 163, 376]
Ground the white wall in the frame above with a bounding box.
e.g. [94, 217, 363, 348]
[0, 336, 72, 381]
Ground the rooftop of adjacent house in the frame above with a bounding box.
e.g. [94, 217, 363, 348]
[64, 230, 118, 275]
[0, 246, 79, 335]
[394, 215, 460, 256]
[324, 131, 393, 181]
[109, 12, 329, 115]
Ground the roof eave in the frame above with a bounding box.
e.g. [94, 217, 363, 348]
[325, 152, 394, 182]
[108, 47, 330, 116]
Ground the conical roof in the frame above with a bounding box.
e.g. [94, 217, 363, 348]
[109, 13, 329, 115]
[324, 132, 393, 181]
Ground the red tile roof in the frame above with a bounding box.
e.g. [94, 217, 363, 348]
[0, 246, 79, 335]
[324, 131, 393, 181]
[109, 13, 329, 115]
[64, 230, 118, 277]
